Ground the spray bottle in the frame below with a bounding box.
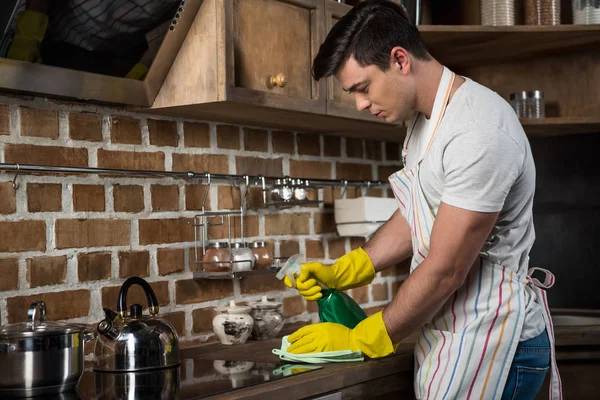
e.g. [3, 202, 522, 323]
[276, 254, 367, 329]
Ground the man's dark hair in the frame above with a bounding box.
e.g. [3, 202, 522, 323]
[312, 0, 430, 81]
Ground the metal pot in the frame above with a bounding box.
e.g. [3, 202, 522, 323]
[0, 301, 95, 397]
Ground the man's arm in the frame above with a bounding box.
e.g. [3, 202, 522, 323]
[382, 202, 499, 343]
[363, 209, 413, 272]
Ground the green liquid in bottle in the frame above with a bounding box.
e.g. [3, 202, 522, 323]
[317, 288, 367, 329]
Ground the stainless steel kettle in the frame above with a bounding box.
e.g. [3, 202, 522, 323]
[93, 277, 180, 372]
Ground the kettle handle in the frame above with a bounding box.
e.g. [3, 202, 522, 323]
[117, 277, 159, 318]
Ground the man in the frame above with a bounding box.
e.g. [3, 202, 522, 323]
[284, 1, 561, 399]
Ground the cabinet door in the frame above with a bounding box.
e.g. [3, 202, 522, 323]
[324, 2, 387, 124]
[226, 0, 325, 112]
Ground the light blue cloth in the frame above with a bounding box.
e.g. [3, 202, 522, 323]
[272, 335, 364, 364]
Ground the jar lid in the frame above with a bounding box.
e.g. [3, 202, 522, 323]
[0, 301, 87, 339]
[231, 242, 248, 249]
[509, 91, 528, 100]
[207, 241, 230, 249]
[248, 296, 282, 309]
[525, 90, 544, 99]
[249, 241, 267, 248]
[216, 300, 251, 314]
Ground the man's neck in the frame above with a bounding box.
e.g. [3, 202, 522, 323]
[414, 60, 464, 119]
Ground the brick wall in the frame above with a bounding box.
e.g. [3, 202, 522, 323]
[0, 94, 408, 346]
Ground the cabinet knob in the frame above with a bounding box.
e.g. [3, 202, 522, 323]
[269, 73, 287, 88]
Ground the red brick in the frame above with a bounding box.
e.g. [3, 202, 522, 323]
[5, 144, 88, 167]
[314, 212, 336, 234]
[218, 185, 241, 209]
[0, 257, 19, 291]
[216, 124, 240, 150]
[283, 296, 305, 317]
[392, 280, 403, 296]
[56, 219, 129, 248]
[20, 107, 58, 139]
[172, 153, 228, 174]
[385, 142, 400, 161]
[73, 184, 105, 212]
[297, 133, 320, 156]
[138, 218, 194, 245]
[346, 138, 364, 158]
[306, 299, 319, 313]
[113, 185, 144, 213]
[69, 112, 102, 142]
[289, 160, 331, 179]
[364, 306, 385, 316]
[175, 279, 233, 304]
[27, 255, 67, 288]
[280, 240, 300, 257]
[184, 122, 210, 148]
[367, 188, 385, 197]
[207, 215, 259, 240]
[0, 182, 16, 214]
[349, 286, 369, 304]
[78, 252, 111, 282]
[350, 237, 366, 250]
[98, 149, 164, 171]
[110, 116, 141, 144]
[157, 248, 185, 275]
[336, 162, 372, 181]
[239, 274, 284, 295]
[265, 214, 310, 236]
[379, 165, 401, 180]
[382, 259, 411, 277]
[151, 185, 179, 211]
[0, 104, 9, 135]
[7, 290, 90, 323]
[102, 281, 169, 310]
[148, 119, 178, 147]
[328, 238, 346, 259]
[372, 282, 389, 302]
[0, 221, 46, 252]
[192, 308, 216, 334]
[272, 131, 295, 154]
[365, 140, 382, 161]
[236, 157, 283, 177]
[118, 250, 149, 278]
[305, 239, 325, 259]
[164, 311, 186, 337]
[323, 135, 341, 157]
[184, 185, 211, 211]
[27, 183, 62, 212]
[243, 128, 268, 152]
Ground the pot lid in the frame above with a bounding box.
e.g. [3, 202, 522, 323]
[216, 300, 251, 314]
[0, 301, 87, 339]
[248, 296, 282, 309]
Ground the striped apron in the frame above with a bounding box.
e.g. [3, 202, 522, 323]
[388, 66, 562, 399]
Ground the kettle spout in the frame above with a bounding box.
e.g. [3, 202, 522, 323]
[97, 308, 120, 341]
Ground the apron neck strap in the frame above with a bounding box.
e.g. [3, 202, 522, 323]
[402, 66, 456, 165]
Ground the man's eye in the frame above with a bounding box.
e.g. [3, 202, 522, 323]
[358, 87, 369, 94]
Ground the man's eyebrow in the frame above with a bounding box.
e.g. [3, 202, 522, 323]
[343, 80, 368, 93]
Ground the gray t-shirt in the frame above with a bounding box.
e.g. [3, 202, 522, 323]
[404, 77, 545, 341]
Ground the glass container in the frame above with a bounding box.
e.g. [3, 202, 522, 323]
[202, 242, 231, 272]
[525, 0, 561, 25]
[480, 0, 515, 26]
[249, 241, 273, 269]
[293, 179, 307, 201]
[510, 90, 545, 119]
[573, 0, 600, 24]
[231, 242, 254, 272]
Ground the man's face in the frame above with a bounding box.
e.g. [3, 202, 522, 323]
[335, 55, 415, 124]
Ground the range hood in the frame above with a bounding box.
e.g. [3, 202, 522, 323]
[0, 0, 203, 107]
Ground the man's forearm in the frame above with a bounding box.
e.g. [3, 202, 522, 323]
[381, 255, 465, 343]
[363, 209, 412, 272]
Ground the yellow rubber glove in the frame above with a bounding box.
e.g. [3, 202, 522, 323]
[7, 10, 49, 63]
[284, 247, 375, 301]
[125, 63, 149, 80]
[287, 311, 395, 359]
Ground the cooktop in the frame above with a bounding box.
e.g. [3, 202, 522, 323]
[55, 357, 322, 399]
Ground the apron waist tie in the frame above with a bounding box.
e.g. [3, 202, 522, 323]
[527, 267, 563, 400]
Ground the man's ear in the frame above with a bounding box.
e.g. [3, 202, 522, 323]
[390, 46, 410, 75]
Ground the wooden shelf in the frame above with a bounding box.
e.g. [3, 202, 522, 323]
[419, 25, 600, 68]
[521, 117, 600, 137]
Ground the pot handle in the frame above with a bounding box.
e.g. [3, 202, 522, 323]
[117, 277, 159, 318]
[27, 301, 47, 330]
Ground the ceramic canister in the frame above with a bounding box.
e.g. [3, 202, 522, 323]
[248, 296, 284, 341]
[212, 300, 254, 345]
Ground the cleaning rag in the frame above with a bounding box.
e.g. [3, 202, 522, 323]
[272, 335, 364, 364]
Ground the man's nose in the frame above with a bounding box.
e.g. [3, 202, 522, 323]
[355, 94, 370, 112]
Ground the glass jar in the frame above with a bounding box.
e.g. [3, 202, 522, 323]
[270, 179, 282, 202]
[249, 241, 273, 269]
[573, 0, 600, 24]
[231, 242, 254, 272]
[202, 242, 231, 272]
[480, 0, 515, 26]
[292, 179, 307, 201]
[510, 90, 545, 119]
[279, 178, 293, 202]
[525, 0, 561, 25]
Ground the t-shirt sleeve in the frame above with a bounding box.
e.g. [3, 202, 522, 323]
[440, 126, 524, 213]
